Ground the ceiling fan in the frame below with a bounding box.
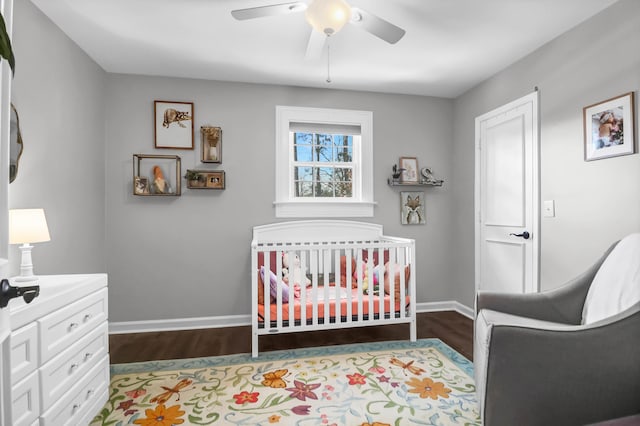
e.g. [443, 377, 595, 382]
[231, 0, 406, 58]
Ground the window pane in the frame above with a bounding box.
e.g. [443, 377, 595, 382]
[316, 182, 334, 197]
[316, 167, 333, 183]
[335, 181, 352, 197]
[334, 167, 352, 182]
[314, 134, 334, 162]
[294, 144, 313, 162]
[295, 181, 313, 197]
[294, 166, 313, 181]
[295, 132, 313, 144]
[334, 135, 353, 162]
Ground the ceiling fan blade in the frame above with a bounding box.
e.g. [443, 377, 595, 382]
[350, 7, 406, 44]
[305, 29, 327, 60]
[231, 1, 307, 21]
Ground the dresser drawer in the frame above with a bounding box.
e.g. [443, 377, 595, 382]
[10, 322, 38, 384]
[41, 355, 110, 426]
[40, 321, 109, 410]
[39, 288, 108, 363]
[11, 370, 40, 426]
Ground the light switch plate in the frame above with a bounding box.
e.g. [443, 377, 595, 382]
[543, 200, 555, 217]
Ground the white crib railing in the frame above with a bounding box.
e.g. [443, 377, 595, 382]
[251, 221, 416, 357]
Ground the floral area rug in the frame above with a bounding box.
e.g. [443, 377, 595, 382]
[91, 339, 479, 426]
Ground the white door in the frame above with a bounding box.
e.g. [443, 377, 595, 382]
[475, 91, 539, 296]
[0, 0, 14, 423]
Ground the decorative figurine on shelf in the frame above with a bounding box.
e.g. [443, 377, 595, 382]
[392, 164, 406, 181]
[420, 167, 444, 185]
[151, 165, 172, 194]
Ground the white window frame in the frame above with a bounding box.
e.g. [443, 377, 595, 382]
[275, 106, 374, 218]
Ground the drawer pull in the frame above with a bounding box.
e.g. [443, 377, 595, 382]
[83, 313, 92, 322]
[84, 352, 93, 362]
[69, 363, 79, 373]
[86, 389, 94, 399]
[72, 402, 82, 413]
[68, 322, 79, 331]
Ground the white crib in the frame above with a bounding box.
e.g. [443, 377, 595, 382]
[251, 220, 417, 357]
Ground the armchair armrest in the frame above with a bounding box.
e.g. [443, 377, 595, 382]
[476, 241, 616, 324]
[483, 304, 640, 425]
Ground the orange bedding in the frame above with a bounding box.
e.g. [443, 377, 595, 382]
[258, 286, 410, 323]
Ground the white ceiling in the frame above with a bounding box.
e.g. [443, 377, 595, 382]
[30, 0, 618, 98]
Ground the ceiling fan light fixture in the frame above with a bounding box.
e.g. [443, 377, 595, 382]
[305, 0, 351, 36]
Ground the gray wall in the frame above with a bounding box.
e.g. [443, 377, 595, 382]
[451, 0, 640, 306]
[9, 0, 106, 275]
[105, 75, 454, 321]
[11, 0, 638, 323]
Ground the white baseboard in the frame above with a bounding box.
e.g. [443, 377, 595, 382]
[416, 301, 474, 319]
[109, 314, 251, 334]
[109, 301, 474, 335]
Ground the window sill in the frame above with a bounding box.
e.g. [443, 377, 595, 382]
[274, 200, 376, 218]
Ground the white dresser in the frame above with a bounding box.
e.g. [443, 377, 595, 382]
[8, 274, 109, 426]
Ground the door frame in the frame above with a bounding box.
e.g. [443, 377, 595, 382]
[0, 0, 14, 423]
[474, 91, 540, 298]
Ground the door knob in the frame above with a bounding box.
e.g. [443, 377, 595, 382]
[0, 279, 40, 308]
[509, 231, 530, 240]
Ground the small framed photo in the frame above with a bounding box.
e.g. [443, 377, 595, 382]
[133, 176, 149, 195]
[201, 126, 222, 163]
[154, 101, 194, 149]
[399, 157, 419, 183]
[583, 92, 635, 161]
[401, 191, 425, 225]
[205, 171, 225, 189]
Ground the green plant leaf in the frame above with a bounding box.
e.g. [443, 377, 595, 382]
[0, 13, 15, 75]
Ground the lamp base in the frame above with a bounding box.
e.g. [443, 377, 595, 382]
[16, 243, 38, 282]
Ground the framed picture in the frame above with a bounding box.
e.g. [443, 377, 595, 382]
[154, 101, 194, 149]
[205, 171, 225, 189]
[201, 126, 222, 163]
[399, 157, 419, 183]
[401, 191, 425, 225]
[583, 92, 635, 161]
[133, 176, 149, 195]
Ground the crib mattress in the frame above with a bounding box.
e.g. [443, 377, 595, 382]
[257, 286, 409, 323]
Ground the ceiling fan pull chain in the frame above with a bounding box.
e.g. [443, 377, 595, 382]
[326, 35, 332, 83]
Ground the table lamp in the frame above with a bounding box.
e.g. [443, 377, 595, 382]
[9, 208, 51, 282]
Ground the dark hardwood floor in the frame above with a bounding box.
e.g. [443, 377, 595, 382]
[109, 311, 473, 364]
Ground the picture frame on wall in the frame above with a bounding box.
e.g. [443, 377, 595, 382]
[583, 92, 635, 161]
[205, 171, 225, 189]
[154, 100, 194, 149]
[399, 157, 419, 183]
[401, 191, 425, 225]
[201, 126, 222, 163]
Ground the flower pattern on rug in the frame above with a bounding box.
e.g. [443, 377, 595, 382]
[91, 340, 480, 426]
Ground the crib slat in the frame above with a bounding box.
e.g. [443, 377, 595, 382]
[334, 249, 341, 323]
[263, 252, 271, 328]
[299, 249, 307, 328]
[310, 249, 318, 326]
[346, 249, 353, 324]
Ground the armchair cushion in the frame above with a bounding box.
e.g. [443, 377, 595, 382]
[582, 233, 640, 325]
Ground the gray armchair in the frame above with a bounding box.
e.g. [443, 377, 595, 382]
[474, 235, 640, 426]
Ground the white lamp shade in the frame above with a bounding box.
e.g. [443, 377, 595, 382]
[305, 0, 351, 35]
[9, 209, 51, 244]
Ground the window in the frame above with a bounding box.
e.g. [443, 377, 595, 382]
[275, 106, 374, 217]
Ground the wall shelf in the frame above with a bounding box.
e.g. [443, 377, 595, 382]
[133, 154, 181, 196]
[387, 177, 444, 187]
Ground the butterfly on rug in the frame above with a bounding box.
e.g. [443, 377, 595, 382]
[91, 339, 479, 426]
